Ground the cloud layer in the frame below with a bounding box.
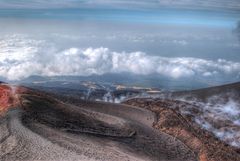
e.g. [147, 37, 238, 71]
[0, 34, 240, 81]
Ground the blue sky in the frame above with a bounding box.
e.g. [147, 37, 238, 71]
[0, 0, 239, 28]
[0, 7, 239, 28]
[0, 0, 240, 10]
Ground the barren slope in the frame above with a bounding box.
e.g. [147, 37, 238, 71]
[0, 84, 197, 161]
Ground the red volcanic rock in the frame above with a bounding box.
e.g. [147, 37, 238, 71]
[0, 84, 25, 115]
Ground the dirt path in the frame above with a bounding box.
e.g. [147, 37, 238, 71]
[0, 89, 197, 161]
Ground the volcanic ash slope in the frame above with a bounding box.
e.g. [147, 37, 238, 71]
[0, 84, 197, 161]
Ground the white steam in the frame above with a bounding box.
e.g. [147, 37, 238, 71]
[1, 34, 240, 81]
[177, 95, 240, 148]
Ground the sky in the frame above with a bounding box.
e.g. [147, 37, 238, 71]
[0, 0, 240, 88]
[0, 0, 240, 10]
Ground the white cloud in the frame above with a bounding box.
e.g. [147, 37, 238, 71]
[172, 40, 188, 46]
[0, 34, 240, 81]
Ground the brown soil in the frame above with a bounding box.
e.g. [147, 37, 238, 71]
[124, 98, 240, 161]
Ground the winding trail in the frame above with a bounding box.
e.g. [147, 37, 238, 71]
[0, 86, 198, 161]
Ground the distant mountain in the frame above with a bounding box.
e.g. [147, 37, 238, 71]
[10, 73, 221, 91]
[172, 81, 240, 101]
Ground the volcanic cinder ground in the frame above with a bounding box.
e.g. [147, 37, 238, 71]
[0, 82, 240, 161]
